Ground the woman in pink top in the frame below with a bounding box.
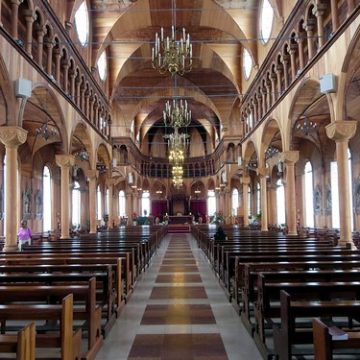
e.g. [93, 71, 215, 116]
[17, 219, 32, 250]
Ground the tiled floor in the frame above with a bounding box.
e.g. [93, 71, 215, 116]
[95, 234, 262, 360]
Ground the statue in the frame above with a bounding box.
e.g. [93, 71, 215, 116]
[22, 186, 32, 219]
[314, 185, 322, 215]
[325, 184, 332, 215]
[34, 190, 43, 219]
[354, 176, 360, 215]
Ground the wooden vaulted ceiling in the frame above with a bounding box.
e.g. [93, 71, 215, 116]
[89, 0, 259, 142]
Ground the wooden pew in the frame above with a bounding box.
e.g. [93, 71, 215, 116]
[243, 268, 360, 333]
[0, 271, 112, 337]
[0, 322, 35, 360]
[236, 260, 360, 306]
[0, 278, 102, 359]
[313, 318, 360, 360]
[255, 281, 360, 359]
[0, 294, 82, 360]
[0, 255, 130, 299]
[273, 291, 360, 360]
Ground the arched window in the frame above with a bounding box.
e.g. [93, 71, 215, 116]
[248, 186, 252, 217]
[207, 190, 216, 216]
[97, 51, 107, 81]
[106, 188, 109, 215]
[243, 48, 253, 79]
[231, 188, 239, 216]
[141, 191, 150, 216]
[3, 155, 6, 235]
[260, 0, 274, 44]
[119, 190, 126, 217]
[304, 161, 314, 227]
[331, 149, 353, 229]
[276, 179, 285, 225]
[74, 1, 89, 47]
[96, 185, 102, 221]
[72, 181, 81, 227]
[256, 182, 261, 215]
[43, 166, 52, 232]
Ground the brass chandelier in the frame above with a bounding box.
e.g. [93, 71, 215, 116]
[152, 26, 192, 76]
[163, 99, 191, 128]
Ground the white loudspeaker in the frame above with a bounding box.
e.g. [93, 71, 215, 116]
[237, 156, 242, 166]
[320, 74, 337, 94]
[128, 172, 133, 184]
[112, 159, 117, 167]
[14, 78, 32, 98]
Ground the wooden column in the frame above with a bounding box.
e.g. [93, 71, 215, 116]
[257, 168, 268, 232]
[289, 45, 297, 80]
[54, 50, 61, 83]
[297, 36, 305, 69]
[24, 10, 34, 57]
[315, 5, 326, 48]
[330, 0, 339, 31]
[86, 170, 98, 234]
[242, 175, 250, 227]
[305, 18, 316, 59]
[36, 26, 45, 68]
[326, 121, 357, 246]
[55, 155, 75, 239]
[10, 0, 20, 38]
[281, 151, 299, 236]
[0, 127, 27, 251]
[46, 40, 54, 75]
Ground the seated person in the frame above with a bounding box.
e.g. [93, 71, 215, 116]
[17, 219, 32, 250]
[214, 226, 227, 241]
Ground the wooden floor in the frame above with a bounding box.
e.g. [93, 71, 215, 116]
[95, 234, 262, 360]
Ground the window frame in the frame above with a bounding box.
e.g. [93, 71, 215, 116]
[74, 1, 90, 48]
[243, 48, 253, 80]
[259, 0, 274, 45]
[97, 51, 108, 81]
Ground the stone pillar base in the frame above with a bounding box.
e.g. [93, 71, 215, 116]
[288, 231, 298, 236]
[3, 245, 18, 252]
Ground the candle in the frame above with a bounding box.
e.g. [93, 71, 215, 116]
[172, 26, 175, 40]
[161, 27, 164, 41]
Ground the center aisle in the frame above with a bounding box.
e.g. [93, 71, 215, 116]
[96, 234, 262, 360]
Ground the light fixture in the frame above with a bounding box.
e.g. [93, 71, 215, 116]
[75, 148, 89, 161]
[152, 25, 192, 76]
[35, 122, 57, 141]
[295, 116, 317, 136]
[35, 91, 57, 141]
[265, 146, 279, 160]
[165, 127, 189, 158]
[163, 98, 191, 128]
[156, 190, 163, 194]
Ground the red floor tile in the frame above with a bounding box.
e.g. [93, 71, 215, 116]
[162, 259, 197, 265]
[128, 334, 228, 359]
[159, 265, 199, 273]
[141, 304, 215, 325]
[155, 274, 202, 283]
[150, 286, 207, 299]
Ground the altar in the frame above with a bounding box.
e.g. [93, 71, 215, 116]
[167, 215, 192, 233]
[168, 215, 192, 224]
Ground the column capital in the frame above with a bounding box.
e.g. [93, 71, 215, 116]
[256, 167, 268, 178]
[325, 121, 357, 142]
[241, 175, 251, 185]
[106, 178, 116, 187]
[281, 150, 299, 165]
[86, 169, 98, 180]
[0, 126, 27, 148]
[55, 154, 75, 168]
